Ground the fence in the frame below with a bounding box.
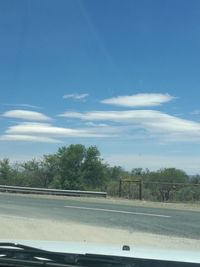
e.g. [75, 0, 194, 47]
[0, 185, 107, 198]
[118, 179, 200, 202]
[119, 180, 143, 200]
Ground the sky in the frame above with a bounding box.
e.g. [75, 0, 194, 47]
[1, 0, 200, 174]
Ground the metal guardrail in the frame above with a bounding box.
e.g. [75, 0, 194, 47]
[0, 185, 107, 198]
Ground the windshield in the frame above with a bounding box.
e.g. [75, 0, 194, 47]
[0, 0, 200, 255]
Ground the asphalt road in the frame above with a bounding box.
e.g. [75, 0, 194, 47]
[0, 193, 199, 239]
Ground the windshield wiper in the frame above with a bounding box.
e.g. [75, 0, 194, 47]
[0, 242, 73, 266]
[0, 242, 130, 267]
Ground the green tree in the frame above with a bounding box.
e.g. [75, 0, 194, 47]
[147, 168, 189, 201]
[131, 168, 143, 176]
[190, 175, 200, 184]
[107, 166, 126, 180]
[58, 144, 86, 189]
[21, 159, 47, 187]
[82, 146, 107, 190]
[0, 158, 12, 185]
[42, 154, 60, 187]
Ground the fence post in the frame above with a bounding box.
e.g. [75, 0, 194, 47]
[119, 179, 122, 198]
[139, 180, 143, 200]
[128, 181, 131, 199]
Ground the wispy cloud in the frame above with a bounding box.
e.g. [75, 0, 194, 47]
[59, 109, 200, 142]
[3, 104, 41, 109]
[2, 110, 51, 121]
[0, 135, 61, 143]
[85, 122, 108, 127]
[101, 93, 175, 107]
[63, 93, 89, 101]
[190, 109, 200, 115]
[5, 122, 108, 138]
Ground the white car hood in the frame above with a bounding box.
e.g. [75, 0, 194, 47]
[0, 240, 199, 264]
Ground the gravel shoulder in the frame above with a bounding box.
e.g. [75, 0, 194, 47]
[0, 214, 200, 251]
[0, 193, 199, 250]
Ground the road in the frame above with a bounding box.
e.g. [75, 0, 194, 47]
[0, 193, 199, 239]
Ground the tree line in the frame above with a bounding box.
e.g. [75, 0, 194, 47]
[0, 144, 200, 202]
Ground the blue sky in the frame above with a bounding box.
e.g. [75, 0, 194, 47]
[1, 0, 200, 173]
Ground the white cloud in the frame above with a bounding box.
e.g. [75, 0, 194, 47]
[105, 153, 200, 174]
[85, 122, 108, 127]
[101, 93, 175, 107]
[58, 109, 200, 141]
[63, 93, 89, 101]
[0, 135, 61, 143]
[3, 104, 41, 109]
[5, 122, 108, 138]
[2, 110, 51, 121]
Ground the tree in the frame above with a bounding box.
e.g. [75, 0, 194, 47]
[0, 158, 12, 185]
[190, 175, 200, 184]
[57, 144, 86, 189]
[20, 159, 47, 187]
[82, 146, 107, 190]
[131, 168, 143, 176]
[43, 154, 60, 187]
[107, 166, 126, 181]
[147, 168, 189, 201]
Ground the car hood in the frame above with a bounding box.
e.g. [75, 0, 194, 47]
[0, 240, 199, 264]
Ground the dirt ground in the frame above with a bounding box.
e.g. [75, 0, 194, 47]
[0, 193, 199, 251]
[0, 214, 199, 251]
